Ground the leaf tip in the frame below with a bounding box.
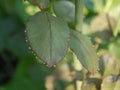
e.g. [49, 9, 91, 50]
[46, 62, 57, 68]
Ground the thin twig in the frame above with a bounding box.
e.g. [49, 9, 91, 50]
[32, 0, 44, 11]
[74, 0, 84, 90]
[75, 0, 84, 32]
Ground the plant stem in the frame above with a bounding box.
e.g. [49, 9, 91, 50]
[75, 0, 84, 32]
[74, 0, 84, 90]
[32, 0, 44, 11]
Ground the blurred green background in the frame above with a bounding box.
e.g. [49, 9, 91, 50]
[0, 0, 120, 90]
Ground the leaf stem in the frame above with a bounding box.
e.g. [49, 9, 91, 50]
[32, 0, 44, 11]
[75, 0, 84, 32]
[74, 0, 84, 90]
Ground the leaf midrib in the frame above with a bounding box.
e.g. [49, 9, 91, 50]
[72, 32, 96, 71]
[45, 12, 52, 62]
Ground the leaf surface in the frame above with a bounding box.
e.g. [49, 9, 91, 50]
[53, 0, 75, 22]
[26, 11, 69, 67]
[69, 30, 98, 73]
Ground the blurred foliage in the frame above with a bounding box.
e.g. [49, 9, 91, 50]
[0, 0, 120, 90]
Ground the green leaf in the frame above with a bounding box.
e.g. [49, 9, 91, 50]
[69, 30, 98, 73]
[26, 11, 70, 68]
[53, 0, 75, 22]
